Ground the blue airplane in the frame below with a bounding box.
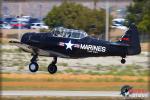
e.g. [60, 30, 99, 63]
[10, 24, 141, 74]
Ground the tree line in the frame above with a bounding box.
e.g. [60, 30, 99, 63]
[44, 2, 112, 35]
[126, 0, 150, 34]
[44, 1, 150, 35]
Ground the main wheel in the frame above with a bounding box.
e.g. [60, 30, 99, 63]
[29, 62, 39, 72]
[48, 64, 57, 74]
[121, 58, 126, 64]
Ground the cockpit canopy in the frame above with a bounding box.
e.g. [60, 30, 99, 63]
[51, 27, 88, 39]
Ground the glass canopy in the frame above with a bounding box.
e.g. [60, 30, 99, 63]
[51, 27, 88, 39]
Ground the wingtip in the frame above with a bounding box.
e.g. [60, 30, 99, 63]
[9, 40, 20, 43]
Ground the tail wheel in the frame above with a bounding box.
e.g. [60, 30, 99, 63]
[29, 62, 39, 72]
[48, 64, 57, 74]
[121, 58, 126, 64]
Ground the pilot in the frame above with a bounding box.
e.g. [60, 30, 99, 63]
[56, 31, 61, 37]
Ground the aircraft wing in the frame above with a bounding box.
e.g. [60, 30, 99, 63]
[9, 40, 69, 58]
[9, 40, 35, 53]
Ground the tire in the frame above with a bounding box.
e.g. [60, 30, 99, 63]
[48, 64, 57, 74]
[121, 59, 126, 64]
[29, 62, 39, 72]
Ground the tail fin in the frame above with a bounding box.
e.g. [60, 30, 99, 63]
[117, 24, 141, 55]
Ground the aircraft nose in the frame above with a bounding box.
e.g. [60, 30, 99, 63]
[21, 33, 31, 43]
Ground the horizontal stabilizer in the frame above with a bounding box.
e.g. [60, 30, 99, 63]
[110, 42, 130, 47]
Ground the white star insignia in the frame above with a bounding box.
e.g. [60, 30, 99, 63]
[65, 40, 74, 50]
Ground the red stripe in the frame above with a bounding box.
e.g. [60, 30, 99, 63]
[59, 42, 64, 46]
[120, 38, 129, 41]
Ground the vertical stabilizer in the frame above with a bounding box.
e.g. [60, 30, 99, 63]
[117, 24, 141, 55]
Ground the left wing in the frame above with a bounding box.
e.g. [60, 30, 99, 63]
[9, 40, 69, 58]
[9, 40, 35, 53]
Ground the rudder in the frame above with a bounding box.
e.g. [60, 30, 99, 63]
[118, 24, 141, 55]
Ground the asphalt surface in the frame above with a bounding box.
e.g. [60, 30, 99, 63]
[1, 91, 149, 97]
[0, 91, 122, 97]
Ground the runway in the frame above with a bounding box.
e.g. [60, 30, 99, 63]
[1, 91, 149, 97]
[0, 91, 122, 97]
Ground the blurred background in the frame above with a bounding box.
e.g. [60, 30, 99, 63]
[0, 0, 149, 99]
[1, 0, 150, 41]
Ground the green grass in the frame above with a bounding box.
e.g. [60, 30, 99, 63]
[2, 85, 149, 91]
[1, 47, 149, 76]
[86, 64, 149, 76]
[57, 62, 68, 67]
[0, 48, 22, 53]
[1, 78, 42, 82]
[1, 76, 147, 82]
[38, 66, 47, 71]
[17, 66, 25, 71]
[1, 64, 149, 76]
[63, 68, 84, 74]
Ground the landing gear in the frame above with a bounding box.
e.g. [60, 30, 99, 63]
[121, 55, 126, 64]
[48, 64, 57, 74]
[121, 58, 126, 64]
[48, 57, 57, 74]
[29, 55, 57, 74]
[29, 62, 39, 72]
[29, 55, 39, 72]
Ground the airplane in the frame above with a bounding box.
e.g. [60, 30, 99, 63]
[9, 24, 141, 74]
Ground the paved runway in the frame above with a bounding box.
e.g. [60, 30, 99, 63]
[1, 91, 149, 97]
[1, 91, 122, 97]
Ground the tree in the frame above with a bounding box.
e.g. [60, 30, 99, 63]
[126, 0, 150, 34]
[44, 2, 110, 35]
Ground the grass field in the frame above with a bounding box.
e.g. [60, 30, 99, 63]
[1, 73, 149, 91]
[1, 42, 149, 92]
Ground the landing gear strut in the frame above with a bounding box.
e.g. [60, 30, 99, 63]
[29, 55, 39, 72]
[121, 56, 126, 64]
[48, 57, 57, 74]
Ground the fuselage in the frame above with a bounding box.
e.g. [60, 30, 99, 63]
[9, 24, 141, 74]
[21, 32, 126, 58]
